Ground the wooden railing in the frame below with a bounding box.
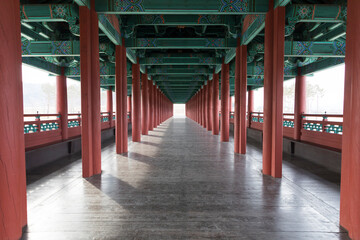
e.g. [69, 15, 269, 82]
[245, 112, 343, 150]
[24, 112, 131, 149]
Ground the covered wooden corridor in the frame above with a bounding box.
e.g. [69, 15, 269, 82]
[23, 118, 347, 239]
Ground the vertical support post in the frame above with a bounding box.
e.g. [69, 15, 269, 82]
[204, 84, 208, 129]
[115, 45, 123, 153]
[0, 1, 27, 238]
[221, 62, 230, 142]
[132, 62, 141, 142]
[121, 41, 128, 152]
[212, 72, 220, 135]
[340, 0, 360, 239]
[207, 79, 213, 131]
[107, 87, 113, 128]
[141, 72, 149, 135]
[234, 41, 241, 153]
[239, 45, 248, 154]
[127, 96, 131, 123]
[148, 79, 153, 131]
[79, 1, 101, 177]
[248, 89, 254, 128]
[262, 4, 285, 178]
[57, 68, 68, 140]
[294, 69, 306, 141]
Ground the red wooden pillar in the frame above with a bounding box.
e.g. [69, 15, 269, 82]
[132, 63, 141, 142]
[141, 72, 149, 135]
[262, 5, 285, 178]
[212, 72, 220, 135]
[234, 42, 241, 153]
[121, 41, 128, 152]
[340, 0, 360, 238]
[294, 69, 306, 141]
[204, 84, 208, 129]
[149, 79, 154, 131]
[57, 68, 68, 140]
[79, 1, 101, 177]
[127, 96, 131, 123]
[115, 45, 123, 153]
[207, 79, 213, 131]
[239, 45, 247, 154]
[107, 87, 113, 128]
[0, 1, 27, 238]
[248, 90, 254, 128]
[221, 62, 230, 142]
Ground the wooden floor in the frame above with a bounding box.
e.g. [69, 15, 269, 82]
[23, 117, 350, 239]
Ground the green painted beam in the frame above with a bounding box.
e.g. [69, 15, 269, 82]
[153, 75, 207, 82]
[249, 41, 345, 58]
[241, 15, 265, 45]
[95, 0, 268, 14]
[301, 57, 344, 76]
[123, 15, 236, 26]
[22, 40, 117, 57]
[125, 38, 237, 49]
[98, 14, 122, 45]
[140, 57, 222, 65]
[286, 4, 347, 23]
[22, 57, 62, 75]
[147, 66, 212, 75]
[22, 40, 80, 57]
[74, 0, 90, 7]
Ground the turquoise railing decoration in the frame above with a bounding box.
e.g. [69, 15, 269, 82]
[102, 117, 109, 122]
[24, 124, 38, 134]
[40, 122, 59, 131]
[113, 116, 116, 120]
[303, 122, 322, 132]
[325, 124, 343, 134]
[283, 120, 294, 128]
[252, 117, 258, 122]
[259, 118, 264, 123]
[68, 120, 80, 128]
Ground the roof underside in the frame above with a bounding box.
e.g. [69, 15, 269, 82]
[20, 0, 347, 103]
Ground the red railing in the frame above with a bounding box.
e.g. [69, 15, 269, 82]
[245, 112, 343, 150]
[24, 112, 131, 150]
[24, 114, 62, 149]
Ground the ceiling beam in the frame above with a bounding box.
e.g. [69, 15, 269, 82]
[125, 38, 237, 49]
[140, 57, 222, 65]
[95, 0, 268, 15]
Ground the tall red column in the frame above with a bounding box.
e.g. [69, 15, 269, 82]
[79, 1, 101, 177]
[294, 70, 306, 141]
[0, 1, 27, 238]
[239, 45, 247, 154]
[234, 42, 241, 153]
[212, 72, 220, 135]
[107, 87, 113, 128]
[115, 45, 123, 153]
[340, 0, 360, 238]
[132, 63, 141, 142]
[121, 41, 128, 152]
[127, 96, 131, 123]
[262, 5, 285, 178]
[204, 84, 208, 129]
[221, 62, 230, 142]
[207, 79, 213, 131]
[57, 68, 68, 140]
[248, 90, 254, 128]
[148, 79, 153, 131]
[141, 72, 149, 135]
